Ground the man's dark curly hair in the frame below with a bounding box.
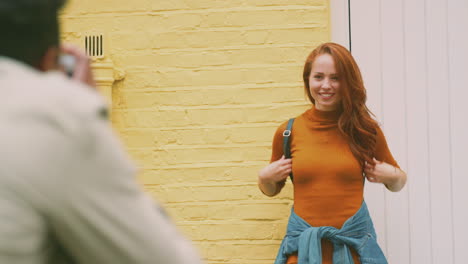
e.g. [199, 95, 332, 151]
[0, 0, 67, 66]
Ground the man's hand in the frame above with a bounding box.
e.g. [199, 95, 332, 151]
[60, 44, 96, 88]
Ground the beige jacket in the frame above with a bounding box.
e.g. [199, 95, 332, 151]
[0, 57, 202, 264]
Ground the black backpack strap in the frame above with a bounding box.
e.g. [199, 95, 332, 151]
[283, 118, 295, 181]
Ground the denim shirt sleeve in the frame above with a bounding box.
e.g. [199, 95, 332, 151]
[274, 202, 388, 264]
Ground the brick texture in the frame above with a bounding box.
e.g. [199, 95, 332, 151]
[61, 1, 330, 263]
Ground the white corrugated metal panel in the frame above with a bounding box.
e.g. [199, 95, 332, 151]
[332, 0, 468, 263]
[448, 0, 468, 263]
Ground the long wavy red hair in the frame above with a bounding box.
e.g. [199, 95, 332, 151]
[303, 42, 379, 167]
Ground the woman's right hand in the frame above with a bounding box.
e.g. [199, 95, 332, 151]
[257, 156, 292, 196]
[258, 156, 292, 184]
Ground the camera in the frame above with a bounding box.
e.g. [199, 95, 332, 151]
[58, 54, 77, 78]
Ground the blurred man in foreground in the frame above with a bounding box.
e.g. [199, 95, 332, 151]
[0, 0, 202, 263]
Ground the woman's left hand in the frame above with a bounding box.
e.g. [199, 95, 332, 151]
[364, 158, 407, 192]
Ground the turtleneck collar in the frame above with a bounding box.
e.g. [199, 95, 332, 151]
[304, 104, 341, 123]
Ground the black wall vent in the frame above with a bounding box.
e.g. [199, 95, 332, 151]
[85, 35, 104, 57]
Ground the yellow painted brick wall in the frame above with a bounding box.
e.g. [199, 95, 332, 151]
[61, 1, 330, 263]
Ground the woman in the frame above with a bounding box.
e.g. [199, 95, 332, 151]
[258, 42, 407, 264]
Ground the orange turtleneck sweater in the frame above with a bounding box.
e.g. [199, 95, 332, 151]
[270, 105, 399, 264]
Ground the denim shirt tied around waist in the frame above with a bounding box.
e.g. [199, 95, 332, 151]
[274, 201, 387, 264]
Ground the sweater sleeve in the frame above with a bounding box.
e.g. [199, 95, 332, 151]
[270, 121, 289, 163]
[374, 125, 400, 168]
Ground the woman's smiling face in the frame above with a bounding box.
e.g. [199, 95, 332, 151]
[308, 53, 342, 111]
